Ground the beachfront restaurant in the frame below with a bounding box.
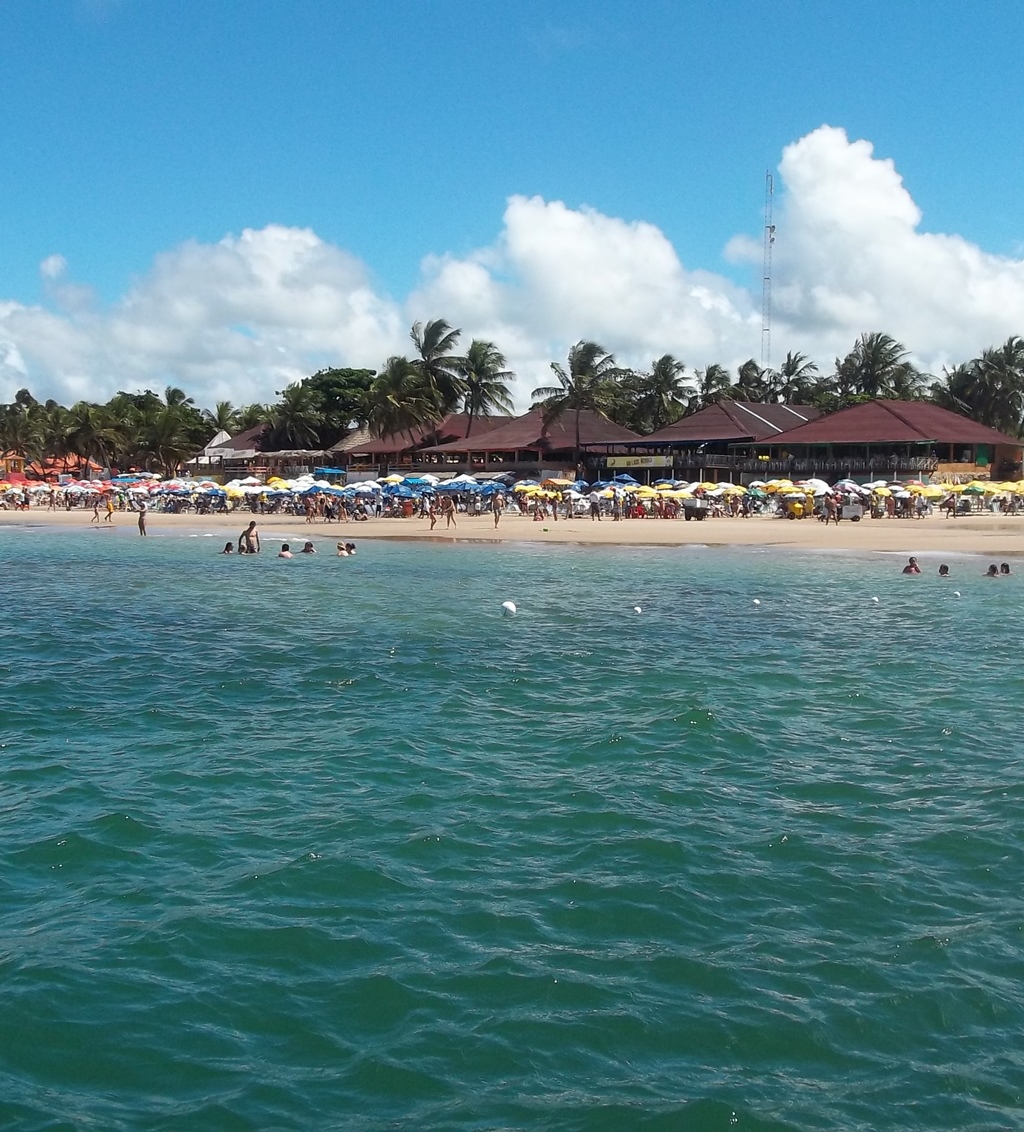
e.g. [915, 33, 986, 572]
[419, 408, 641, 480]
[580, 401, 821, 483]
[335, 414, 502, 480]
[762, 399, 1023, 481]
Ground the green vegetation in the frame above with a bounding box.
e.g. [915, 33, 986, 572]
[2, 326, 1023, 475]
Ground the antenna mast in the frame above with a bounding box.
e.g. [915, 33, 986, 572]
[761, 171, 775, 368]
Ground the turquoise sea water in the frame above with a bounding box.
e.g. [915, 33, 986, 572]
[1, 526, 1022, 1130]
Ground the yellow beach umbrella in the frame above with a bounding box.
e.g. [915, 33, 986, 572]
[723, 485, 747, 495]
[920, 485, 946, 500]
[873, 487, 892, 497]
[513, 482, 534, 492]
[382, 474, 405, 485]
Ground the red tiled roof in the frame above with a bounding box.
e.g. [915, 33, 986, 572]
[629, 401, 821, 444]
[422, 408, 641, 453]
[354, 413, 504, 456]
[769, 400, 1021, 447]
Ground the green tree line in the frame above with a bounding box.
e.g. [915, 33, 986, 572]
[2, 324, 1023, 474]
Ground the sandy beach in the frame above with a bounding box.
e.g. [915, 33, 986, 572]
[5, 506, 1024, 557]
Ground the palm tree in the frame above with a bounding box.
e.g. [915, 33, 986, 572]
[66, 403, 122, 476]
[775, 351, 820, 402]
[833, 332, 924, 400]
[616, 354, 691, 433]
[366, 356, 440, 443]
[531, 340, 622, 458]
[0, 404, 43, 463]
[203, 401, 239, 436]
[410, 319, 465, 414]
[266, 383, 323, 450]
[932, 338, 1024, 435]
[690, 363, 734, 411]
[236, 403, 272, 432]
[458, 340, 515, 436]
[138, 407, 197, 477]
[164, 385, 195, 409]
[733, 359, 779, 402]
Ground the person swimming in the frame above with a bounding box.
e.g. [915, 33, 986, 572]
[985, 564, 999, 577]
[902, 556, 921, 575]
[1000, 562, 1012, 575]
[301, 541, 316, 554]
[278, 543, 293, 559]
[938, 563, 949, 577]
[336, 542, 349, 556]
[222, 541, 234, 554]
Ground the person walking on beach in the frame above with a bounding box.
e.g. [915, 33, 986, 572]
[90, 500, 100, 523]
[428, 497, 438, 531]
[137, 502, 147, 536]
[588, 490, 602, 521]
[103, 496, 115, 523]
[492, 492, 504, 528]
[239, 520, 260, 554]
[441, 495, 457, 529]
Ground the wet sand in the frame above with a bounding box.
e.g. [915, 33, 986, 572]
[4, 507, 1024, 557]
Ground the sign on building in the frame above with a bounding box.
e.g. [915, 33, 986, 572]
[605, 455, 673, 469]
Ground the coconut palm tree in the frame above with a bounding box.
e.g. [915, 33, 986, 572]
[164, 385, 195, 409]
[690, 363, 734, 410]
[410, 319, 465, 415]
[932, 338, 1024, 436]
[236, 403, 272, 432]
[203, 401, 239, 436]
[65, 403, 122, 475]
[137, 407, 197, 477]
[265, 382, 323, 450]
[366, 356, 440, 443]
[614, 354, 691, 433]
[457, 340, 515, 436]
[733, 359, 778, 402]
[775, 351, 821, 402]
[531, 340, 622, 458]
[833, 332, 924, 400]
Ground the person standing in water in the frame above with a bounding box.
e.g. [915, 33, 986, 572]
[137, 502, 147, 536]
[239, 520, 260, 554]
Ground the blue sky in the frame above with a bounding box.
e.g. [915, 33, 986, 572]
[2, 0, 1024, 406]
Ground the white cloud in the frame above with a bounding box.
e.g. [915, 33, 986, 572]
[4, 125, 1024, 410]
[767, 126, 1024, 371]
[39, 255, 68, 280]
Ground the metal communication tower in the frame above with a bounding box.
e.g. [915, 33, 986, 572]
[761, 171, 775, 368]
